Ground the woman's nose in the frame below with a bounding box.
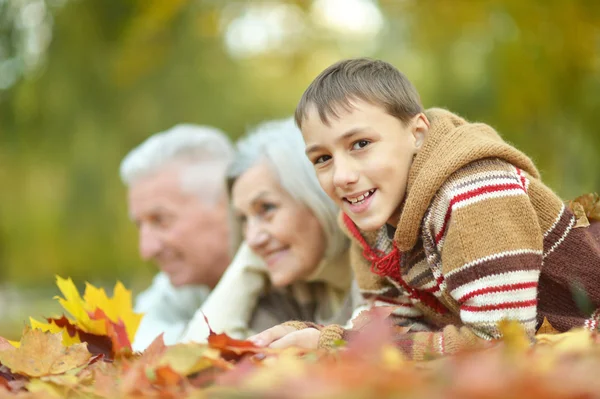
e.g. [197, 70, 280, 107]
[245, 219, 270, 249]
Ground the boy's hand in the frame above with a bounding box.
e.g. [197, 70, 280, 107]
[248, 325, 320, 349]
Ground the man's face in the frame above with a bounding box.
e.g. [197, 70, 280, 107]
[302, 100, 427, 231]
[127, 165, 230, 287]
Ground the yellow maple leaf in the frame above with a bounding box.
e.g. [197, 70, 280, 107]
[26, 276, 143, 354]
[498, 320, 531, 353]
[55, 276, 107, 335]
[82, 280, 142, 343]
[29, 317, 81, 346]
[535, 328, 594, 353]
[53, 276, 142, 344]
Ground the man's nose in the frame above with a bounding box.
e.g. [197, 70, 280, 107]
[245, 219, 269, 250]
[332, 157, 359, 188]
[139, 225, 163, 261]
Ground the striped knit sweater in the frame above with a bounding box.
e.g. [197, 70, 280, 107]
[286, 108, 600, 360]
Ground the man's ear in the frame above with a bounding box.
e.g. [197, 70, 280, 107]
[412, 113, 429, 149]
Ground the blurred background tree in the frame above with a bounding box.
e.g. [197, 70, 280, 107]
[1, 0, 598, 293]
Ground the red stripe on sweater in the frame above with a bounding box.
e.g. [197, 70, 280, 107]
[435, 183, 526, 243]
[419, 274, 445, 293]
[461, 299, 537, 312]
[516, 168, 527, 191]
[458, 282, 538, 303]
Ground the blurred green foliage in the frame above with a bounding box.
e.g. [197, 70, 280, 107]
[1, 0, 599, 287]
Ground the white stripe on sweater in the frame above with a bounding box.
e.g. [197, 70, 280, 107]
[445, 250, 543, 279]
[450, 269, 541, 300]
[444, 169, 519, 193]
[543, 215, 575, 259]
[460, 306, 538, 326]
[448, 176, 523, 199]
[452, 188, 527, 210]
[460, 287, 538, 307]
[543, 203, 565, 238]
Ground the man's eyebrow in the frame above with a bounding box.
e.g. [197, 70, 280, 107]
[305, 127, 367, 155]
[129, 205, 169, 221]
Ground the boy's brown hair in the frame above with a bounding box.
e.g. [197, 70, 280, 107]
[295, 58, 423, 128]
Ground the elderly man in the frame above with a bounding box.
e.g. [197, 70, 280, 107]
[120, 124, 234, 350]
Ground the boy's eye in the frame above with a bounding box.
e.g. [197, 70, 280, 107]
[351, 140, 370, 150]
[314, 155, 331, 164]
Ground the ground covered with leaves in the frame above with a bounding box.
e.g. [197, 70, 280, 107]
[1, 277, 600, 399]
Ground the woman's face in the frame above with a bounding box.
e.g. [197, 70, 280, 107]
[232, 161, 327, 287]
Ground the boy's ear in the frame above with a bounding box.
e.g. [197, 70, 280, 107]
[412, 113, 430, 149]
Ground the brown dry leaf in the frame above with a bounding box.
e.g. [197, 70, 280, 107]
[90, 363, 120, 398]
[0, 329, 91, 377]
[569, 201, 590, 228]
[574, 193, 600, 220]
[536, 317, 560, 335]
[567, 192, 600, 228]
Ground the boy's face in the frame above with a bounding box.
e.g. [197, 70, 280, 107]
[302, 100, 428, 231]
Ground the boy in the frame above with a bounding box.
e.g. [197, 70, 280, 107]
[249, 58, 600, 360]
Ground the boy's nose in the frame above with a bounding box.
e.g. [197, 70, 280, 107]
[332, 159, 359, 188]
[139, 226, 163, 261]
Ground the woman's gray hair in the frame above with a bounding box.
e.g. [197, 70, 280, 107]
[228, 117, 348, 260]
[120, 124, 234, 204]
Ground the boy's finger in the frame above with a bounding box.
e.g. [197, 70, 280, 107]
[247, 325, 297, 347]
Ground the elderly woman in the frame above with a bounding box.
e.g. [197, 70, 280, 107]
[181, 118, 355, 343]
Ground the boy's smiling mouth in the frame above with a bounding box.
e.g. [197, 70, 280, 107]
[344, 189, 376, 205]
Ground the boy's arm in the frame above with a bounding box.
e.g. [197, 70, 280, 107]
[281, 239, 436, 351]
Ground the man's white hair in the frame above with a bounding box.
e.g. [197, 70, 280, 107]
[120, 124, 234, 204]
[228, 117, 348, 261]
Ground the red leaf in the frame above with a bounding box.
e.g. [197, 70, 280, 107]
[0, 365, 26, 393]
[90, 308, 132, 353]
[351, 306, 396, 331]
[0, 375, 9, 391]
[201, 313, 262, 361]
[344, 306, 405, 362]
[139, 334, 167, 362]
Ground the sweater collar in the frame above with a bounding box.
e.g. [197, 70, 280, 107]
[392, 108, 540, 252]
